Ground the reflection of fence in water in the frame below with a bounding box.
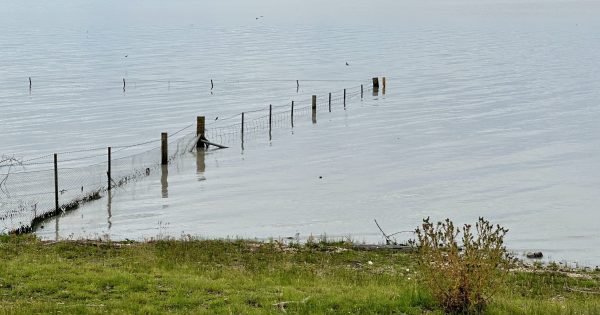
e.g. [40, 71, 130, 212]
[0, 78, 383, 234]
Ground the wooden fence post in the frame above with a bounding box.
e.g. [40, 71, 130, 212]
[328, 92, 332, 112]
[161, 133, 168, 165]
[361, 84, 364, 99]
[241, 112, 245, 140]
[107, 147, 111, 190]
[372, 77, 379, 89]
[343, 89, 346, 109]
[312, 95, 317, 124]
[269, 104, 272, 134]
[382, 77, 386, 94]
[54, 154, 59, 212]
[196, 116, 205, 148]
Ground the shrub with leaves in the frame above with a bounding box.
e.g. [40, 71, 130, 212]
[410, 217, 510, 313]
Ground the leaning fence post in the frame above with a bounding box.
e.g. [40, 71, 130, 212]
[107, 147, 112, 190]
[328, 93, 332, 112]
[53, 154, 59, 212]
[196, 116, 205, 148]
[343, 89, 346, 109]
[161, 132, 168, 165]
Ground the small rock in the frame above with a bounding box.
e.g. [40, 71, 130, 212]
[526, 252, 543, 259]
[367, 261, 373, 265]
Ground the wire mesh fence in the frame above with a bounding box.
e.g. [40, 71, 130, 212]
[0, 131, 198, 234]
[0, 78, 381, 234]
[205, 83, 374, 143]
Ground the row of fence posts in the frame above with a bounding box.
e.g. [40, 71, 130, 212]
[46, 77, 385, 217]
[233, 77, 386, 145]
[158, 76, 387, 165]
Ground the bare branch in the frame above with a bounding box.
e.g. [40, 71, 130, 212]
[374, 219, 395, 245]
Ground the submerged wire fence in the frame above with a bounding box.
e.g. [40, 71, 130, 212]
[0, 132, 199, 234]
[0, 78, 383, 234]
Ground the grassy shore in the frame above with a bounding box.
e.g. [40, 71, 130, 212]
[1, 235, 599, 314]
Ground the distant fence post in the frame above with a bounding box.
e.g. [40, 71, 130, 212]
[382, 77, 386, 94]
[241, 112, 245, 140]
[343, 89, 346, 109]
[107, 147, 112, 191]
[123, 78, 126, 91]
[269, 104, 272, 134]
[53, 154, 59, 212]
[328, 92, 332, 112]
[161, 132, 168, 165]
[312, 95, 317, 124]
[196, 116, 205, 148]
[361, 84, 364, 99]
[291, 101, 294, 127]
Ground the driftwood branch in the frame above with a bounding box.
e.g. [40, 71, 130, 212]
[374, 219, 394, 245]
[374, 219, 414, 245]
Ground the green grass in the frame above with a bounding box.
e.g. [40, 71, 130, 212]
[0, 235, 599, 314]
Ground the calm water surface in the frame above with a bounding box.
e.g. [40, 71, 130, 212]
[1, 0, 600, 265]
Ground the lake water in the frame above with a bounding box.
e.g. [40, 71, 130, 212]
[1, 0, 600, 266]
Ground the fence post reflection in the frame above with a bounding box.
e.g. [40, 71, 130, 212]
[196, 148, 206, 174]
[107, 189, 112, 229]
[161, 165, 168, 198]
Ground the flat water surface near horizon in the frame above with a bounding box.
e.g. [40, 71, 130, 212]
[1, 0, 600, 266]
